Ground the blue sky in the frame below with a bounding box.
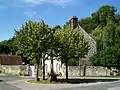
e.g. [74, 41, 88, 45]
[0, 0, 120, 41]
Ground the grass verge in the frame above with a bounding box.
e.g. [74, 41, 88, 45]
[28, 80, 63, 84]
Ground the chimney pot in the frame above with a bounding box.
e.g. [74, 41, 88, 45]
[70, 16, 78, 29]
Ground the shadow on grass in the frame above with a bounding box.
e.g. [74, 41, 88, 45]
[56, 79, 119, 84]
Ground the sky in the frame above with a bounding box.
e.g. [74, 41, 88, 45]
[0, 0, 120, 41]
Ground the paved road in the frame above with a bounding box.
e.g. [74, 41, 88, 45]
[0, 76, 22, 90]
[57, 81, 120, 90]
[1, 76, 120, 90]
[0, 82, 21, 90]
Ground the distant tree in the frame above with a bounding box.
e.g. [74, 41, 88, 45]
[92, 5, 117, 51]
[63, 22, 70, 29]
[79, 17, 97, 33]
[79, 5, 116, 34]
[53, 25, 61, 30]
[0, 40, 10, 54]
[92, 14, 120, 68]
[115, 14, 120, 24]
[0, 38, 18, 55]
[92, 26, 104, 51]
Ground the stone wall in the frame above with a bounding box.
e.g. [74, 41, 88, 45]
[0, 65, 28, 76]
[61, 66, 112, 77]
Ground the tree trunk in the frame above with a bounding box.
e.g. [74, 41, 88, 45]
[35, 63, 39, 81]
[43, 58, 45, 80]
[79, 60, 81, 76]
[50, 51, 54, 82]
[83, 66, 86, 76]
[49, 50, 57, 82]
[65, 60, 68, 81]
[50, 51, 54, 75]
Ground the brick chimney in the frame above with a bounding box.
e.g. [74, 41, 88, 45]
[70, 16, 78, 29]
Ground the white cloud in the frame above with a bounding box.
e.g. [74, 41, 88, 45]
[0, 0, 75, 8]
[24, 0, 74, 6]
[24, 0, 42, 4]
[24, 11, 36, 18]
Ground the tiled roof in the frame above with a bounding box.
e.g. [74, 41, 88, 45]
[0, 55, 23, 65]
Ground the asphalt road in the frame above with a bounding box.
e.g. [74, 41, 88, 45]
[57, 81, 120, 90]
[0, 76, 22, 82]
[0, 76, 22, 90]
[0, 82, 21, 90]
[0, 76, 120, 90]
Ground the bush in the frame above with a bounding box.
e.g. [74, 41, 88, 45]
[57, 72, 62, 77]
[19, 71, 28, 76]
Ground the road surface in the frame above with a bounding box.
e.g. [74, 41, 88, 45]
[0, 76, 120, 90]
[0, 76, 22, 90]
[57, 80, 120, 90]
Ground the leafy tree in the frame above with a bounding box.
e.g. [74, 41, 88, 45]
[68, 59, 79, 66]
[92, 26, 104, 51]
[0, 38, 18, 55]
[92, 14, 120, 68]
[0, 40, 10, 54]
[45, 28, 60, 81]
[57, 28, 88, 81]
[79, 5, 120, 68]
[79, 5, 116, 34]
[15, 20, 50, 81]
[79, 17, 96, 33]
[53, 25, 61, 30]
[63, 22, 70, 29]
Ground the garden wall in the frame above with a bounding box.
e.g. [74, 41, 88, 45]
[0, 65, 28, 76]
[61, 66, 117, 77]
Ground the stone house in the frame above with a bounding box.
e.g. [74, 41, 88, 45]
[44, 16, 96, 76]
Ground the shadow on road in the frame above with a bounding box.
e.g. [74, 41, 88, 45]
[56, 79, 119, 84]
[0, 80, 3, 82]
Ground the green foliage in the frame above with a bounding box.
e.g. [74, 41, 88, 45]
[57, 28, 88, 62]
[53, 25, 61, 30]
[0, 38, 18, 55]
[14, 20, 51, 81]
[92, 9, 120, 68]
[63, 22, 70, 29]
[92, 46, 120, 68]
[15, 20, 49, 63]
[78, 5, 120, 68]
[0, 40, 11, 54]
[57, 28, 88, 79]
[68, 59, 79, 66]
[79, 5, 116, 34]
[96, 5, 116, 27]
[79, 17, 97, 33]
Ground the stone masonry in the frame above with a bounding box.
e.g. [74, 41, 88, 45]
[61, 66, 112, 77]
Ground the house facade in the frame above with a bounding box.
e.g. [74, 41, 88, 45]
[43, 16, 96, 76]
[44, 59, 62, 76]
